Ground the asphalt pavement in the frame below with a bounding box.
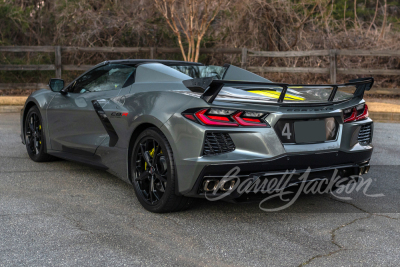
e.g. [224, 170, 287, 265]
[0, 113, 399, 266]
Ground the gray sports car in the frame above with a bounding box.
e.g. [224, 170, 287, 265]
[20, 59, 374, 212]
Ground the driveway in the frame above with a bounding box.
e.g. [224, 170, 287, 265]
[0, 113, 399, 266]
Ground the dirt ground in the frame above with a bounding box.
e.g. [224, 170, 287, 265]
[365, 97, 400, 112]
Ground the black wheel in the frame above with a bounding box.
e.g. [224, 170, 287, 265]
[24, 106, 55, 162]
[131, 128, 192, 213]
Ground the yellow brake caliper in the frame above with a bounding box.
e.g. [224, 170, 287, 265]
[145, 147, 162, 170]
[145, 148, 155, 170]
[39, 125, 42, 144]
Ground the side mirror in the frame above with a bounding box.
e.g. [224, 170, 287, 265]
[48, 78, 64, 92]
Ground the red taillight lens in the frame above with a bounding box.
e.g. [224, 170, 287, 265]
[344, 108, 357, 123]
[195, 109, 239, 126]
[183, 108, 269, 127]
[356, 104, 368, 121]
[343, 104, 369, 123]
[232, 112, 267, 127]
[183, 114, 196, 121]
[242, 117, 262, 123]
[207, 115, 231, 122]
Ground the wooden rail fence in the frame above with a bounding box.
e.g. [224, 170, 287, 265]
[1, 46, 400, 94]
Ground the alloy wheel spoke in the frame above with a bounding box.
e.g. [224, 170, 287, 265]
[29, 119, 34, 132]
[140, 144, 152, 167]
[144, 151, 152, 167]
[26, 136, 32, 149]
[33, 114, 37, 129]
[152, 144, 160, 166]
[159, 181, 166, 192]
[154, 173, 167, 183]
[34, 137, 39, 154]
[139, 143, 146, 156]
[152, 190, 160, 201]
[28, 136, 33, 145]
[142, 190, 149, 199]
[149, 176, 154, 203]
[135, 171, 149, 181]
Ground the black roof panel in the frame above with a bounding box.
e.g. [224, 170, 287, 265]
[107, 59, 204, 66]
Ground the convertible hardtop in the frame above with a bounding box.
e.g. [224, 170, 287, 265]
[93, 60, 374, 106]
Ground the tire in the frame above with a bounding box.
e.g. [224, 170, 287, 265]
[24, 106, 56, 162]
[131, 127, 192, 213]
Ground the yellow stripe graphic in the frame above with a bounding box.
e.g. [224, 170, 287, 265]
[248, 90, 305, 101]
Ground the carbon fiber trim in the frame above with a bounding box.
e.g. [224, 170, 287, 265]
[92, 100, 119, 147]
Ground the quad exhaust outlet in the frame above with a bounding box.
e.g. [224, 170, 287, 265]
[359, 165, 370, 175]
[203, 179, 236, 192]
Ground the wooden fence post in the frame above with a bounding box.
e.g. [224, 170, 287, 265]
[55, 46, 62, 79]
[329, 49, 337, 84]
[241, 47, 248, 69]
[150, 47, 155, 59]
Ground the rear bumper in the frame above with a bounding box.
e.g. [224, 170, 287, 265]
[183, 149, 372, 197]
[162, 106, 374, 195]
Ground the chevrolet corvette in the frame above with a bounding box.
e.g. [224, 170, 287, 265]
[21, 59, 374, 212]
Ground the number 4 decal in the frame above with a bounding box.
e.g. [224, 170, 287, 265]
[282, 123, 292, 139]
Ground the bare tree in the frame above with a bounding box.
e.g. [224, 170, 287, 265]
[367, 0, 379, 35]
[378, 0, 387, 41]
[353, 0, 358, 29]
[154, 0, 226, 62]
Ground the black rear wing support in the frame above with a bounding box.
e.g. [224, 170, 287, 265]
[182, 77, 374, 104]
[350, 77, 374, 98]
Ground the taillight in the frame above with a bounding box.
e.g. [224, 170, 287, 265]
[182, 108, 269, 127]
[195, 109, 239, 126]
[343, 108, 357, 123]
[183, 114, 196, 121]
[207, 115, 231, 121]
[343, 104, 369, 123]
[232, 112, 266, 126]
[356, 104, 369, 121]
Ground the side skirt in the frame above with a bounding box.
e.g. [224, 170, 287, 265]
[47, 149, 108, 170]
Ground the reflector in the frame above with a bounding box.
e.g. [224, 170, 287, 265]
[183, 114, 196, 121]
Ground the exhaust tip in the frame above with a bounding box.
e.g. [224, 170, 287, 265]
[219, 180, 236, 191]
[203, 179, 219, 192]
[364, 165, 370, 174]
[359, 167, 364, 176]
[359, 165, 370, 175]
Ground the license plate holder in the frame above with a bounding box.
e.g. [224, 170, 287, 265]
[294, 120, 326, 143]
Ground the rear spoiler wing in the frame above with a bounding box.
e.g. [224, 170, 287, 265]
[182, 77, 374, 105]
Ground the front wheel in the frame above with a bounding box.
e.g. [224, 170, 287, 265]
[131, 128, 192, 213]
[24, 106, 56, 162]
